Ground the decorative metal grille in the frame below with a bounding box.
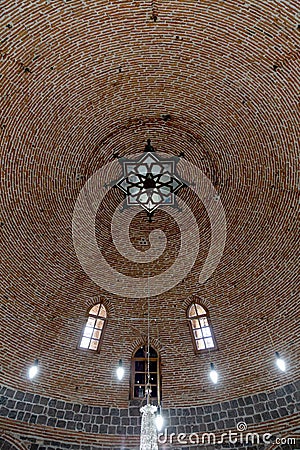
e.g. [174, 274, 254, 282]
[115, 140, 185, 219]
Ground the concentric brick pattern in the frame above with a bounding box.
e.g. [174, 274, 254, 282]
[0, 0, 299, 422]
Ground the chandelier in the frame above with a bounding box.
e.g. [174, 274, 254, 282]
[139, 267, 163, 449]
[115, 139, 185, 221]
[140, 401, 158, 450]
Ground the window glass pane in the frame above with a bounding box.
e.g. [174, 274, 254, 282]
[87, 317, 96, 327]
[199, 317, 208, 327]
[95, 319, 104, 329]
[191, 319, 199, 329]
[196, 304, 206, 315]
[188, 304, 197, 317]
[135, 373, 145, 384]
[151, 386, 157, 398]
[90, 304, 100, 315]
[135, 347, 145, 357]
[93, 329, 102, 339]
[150, 374, 157, 384]
[135, 386, 145, 398]
[99, 304, 107, 318]
[149, 346, 157, 357]
[149, 360, 157, 372]
[205, 337, 214, 348]
[89, 339, 99, 350]
[202, 327, 212, 337]
[83, 326, 93, 338]
[80, 337, 90, 348]
[196, 339, 205, 350]
[135, 361, 145, 372]
[194, 329, 203, 339]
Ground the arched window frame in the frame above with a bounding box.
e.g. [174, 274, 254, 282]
[187, 302, 217, 354]
[78, 303, 107, 352]
[130, 345, 161, 402]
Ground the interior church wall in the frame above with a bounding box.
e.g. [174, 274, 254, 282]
[1, 381, 299, 449]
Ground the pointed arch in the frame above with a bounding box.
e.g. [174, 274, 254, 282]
[187, 302, 217, 353]
[78, 303, 107, 352]
[130, 344, 161, 402]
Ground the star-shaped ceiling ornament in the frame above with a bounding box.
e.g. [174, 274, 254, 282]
[115, 139, 186, 221]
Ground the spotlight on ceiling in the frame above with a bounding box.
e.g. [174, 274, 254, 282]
[209, 362, 219, 384]
[116, 359, 125, 380]
[28, 359, 39, 380]
[155, 405, 164, 431]
[275, 352, 286, 372]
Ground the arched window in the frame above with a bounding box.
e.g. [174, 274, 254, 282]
[131, 345, 160, 401]
[188, 303, 217, 352]
[79, 303, 107, 352]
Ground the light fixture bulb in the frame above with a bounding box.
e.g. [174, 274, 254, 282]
[116, 359, 124, 380]
[156, 406, 164, 431]
[275, 352, 286, 372]
[28, 359, 39, 380]
[209, 363, 218, 384]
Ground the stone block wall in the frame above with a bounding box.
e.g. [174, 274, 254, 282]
[0, 381, 299, 435]
[0, 381, 299, 449]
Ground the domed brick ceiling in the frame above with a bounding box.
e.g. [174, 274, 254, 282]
[1, 0, 299, 416]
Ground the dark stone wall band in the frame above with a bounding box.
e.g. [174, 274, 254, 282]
[0, 381, 299, 437]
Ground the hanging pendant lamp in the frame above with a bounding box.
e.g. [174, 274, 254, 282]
[139, 267, 159, 449]
[140, 402, 158, 450]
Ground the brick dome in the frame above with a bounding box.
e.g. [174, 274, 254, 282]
[0, 1, 299, 448]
